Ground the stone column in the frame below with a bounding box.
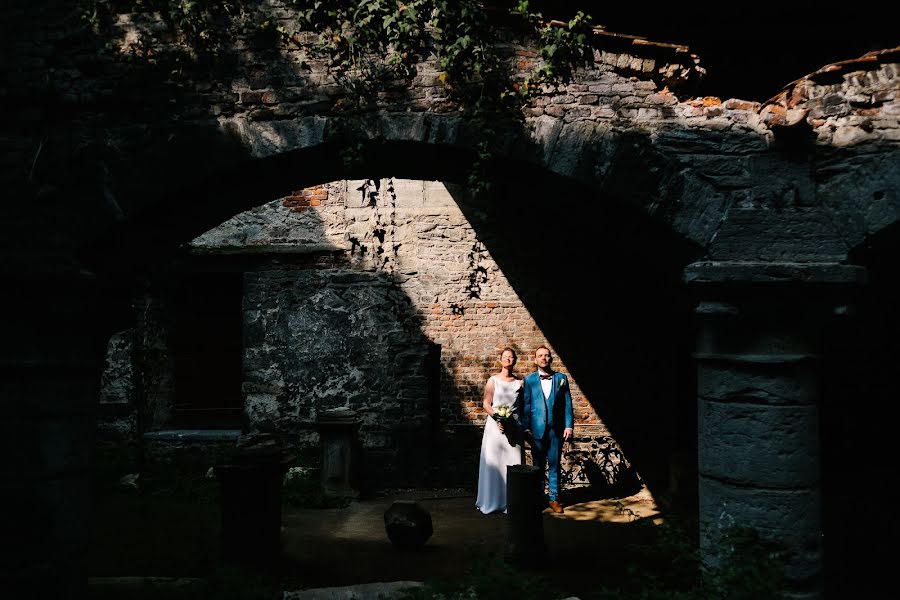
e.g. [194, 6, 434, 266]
[214, 435, 294, 570]
[505, 464, 546, 568]
[685, 262, 865, 600]
[0, 272, 115, 596]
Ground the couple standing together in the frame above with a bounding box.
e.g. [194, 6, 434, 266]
[475, 346, 574, 515]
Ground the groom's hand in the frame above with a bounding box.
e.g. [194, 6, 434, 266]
[563, 428, 573, 442]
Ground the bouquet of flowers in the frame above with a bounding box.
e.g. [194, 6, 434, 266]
[492, 405, 520, 446]
[492, 405, 514, 423]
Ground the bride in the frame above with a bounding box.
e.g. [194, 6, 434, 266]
[475, 347, 524, 514]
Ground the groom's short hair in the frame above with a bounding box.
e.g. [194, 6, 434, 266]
[535, 345, 551, 358]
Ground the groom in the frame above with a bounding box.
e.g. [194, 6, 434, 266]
[520, 346, 574, 514]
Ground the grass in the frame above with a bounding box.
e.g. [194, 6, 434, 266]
[89, 469, 221, 577]
[396, 519, 789, 600]
[88, 456, 346, 579]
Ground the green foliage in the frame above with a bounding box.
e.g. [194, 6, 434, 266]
[289, 0, 597, 108]
[700, 525, 790, 600]
[392, 519, 789, 600]
[298, 1, 422, 67]
[159, 0, 247, 51]
[82, 1, 599, 101]
[143, 465, 221, 504]
[291, 0, 503, 109]
[534, 9, 595, 82]
[510, 1, 595, 106]
[92, 442, 141, 488]
[82, 0, 249, 57]
[396, 549, 555, 600]
[293, 0, 431, 76]
[431, 1, 502, 97]
[209, 565, 280, 600]
[594, 520, 790, 600]
[80, 1, 601, 193]
[282, 463, 353, 509]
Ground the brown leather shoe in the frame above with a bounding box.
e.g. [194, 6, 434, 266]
[548, 500, 564, 514]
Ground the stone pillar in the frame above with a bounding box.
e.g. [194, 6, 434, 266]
[315, 408, 360, 498]
[505, 464, 546, 568]
[0, 273, 114, 596]
[685, 262, 865, 600]
[214, 435, 293, 570]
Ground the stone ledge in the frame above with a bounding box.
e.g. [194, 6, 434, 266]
[283, 581, 424, 600]
[189, 244, 343, 255]
[683, 261, 867, 284]
[693, 353, 818, 364]
[142, 429, 241, 442]
[88, 577, 208, 598]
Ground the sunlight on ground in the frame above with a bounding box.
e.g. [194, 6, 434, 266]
[552, 487, 662, 524]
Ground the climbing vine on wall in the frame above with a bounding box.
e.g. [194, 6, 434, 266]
[82, 0, 251, 58]
[465, 238, 489, 299]
[353, 178, 399, 273]
[81, 1, 599, 194]
[283, 2, 597, 196]
[82, 1, 597, 106]
[287, 1, 596, 109]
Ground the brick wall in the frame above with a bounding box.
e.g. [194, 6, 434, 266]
[191, 178, 617, 488]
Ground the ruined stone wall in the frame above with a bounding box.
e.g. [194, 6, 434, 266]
[96, 329, 139, 477]
[7, 3, 900, 594]
[77, 10, 900, 495]
[189, 179, 610, 486]
[5, 2, 898, 275]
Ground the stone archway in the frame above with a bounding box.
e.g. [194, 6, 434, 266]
[95, 136, 704, 489]
[3, 3, 899, 597]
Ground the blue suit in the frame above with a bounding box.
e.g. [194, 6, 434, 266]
[520, 370, 573, 501]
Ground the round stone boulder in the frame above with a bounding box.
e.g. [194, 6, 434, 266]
[384, 500, 433, 550]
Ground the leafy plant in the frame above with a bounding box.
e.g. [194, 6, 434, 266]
[209, 565, 280, 600]
[397, 548, 555, 600]
[282, 464, 353, 509]
[392, 518, 789, 600]
[82, 0, 249, 57]
[143, 465, 221, 504]
[594, 520, 789, 600]
[80, 1, 602, 193]
[529, 5, 595, 82]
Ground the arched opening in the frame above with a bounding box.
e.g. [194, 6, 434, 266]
[87, 137, 704, 588]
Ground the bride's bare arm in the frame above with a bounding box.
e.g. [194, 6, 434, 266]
[483, 377, 506, 432]
[482, 377, 495, 416]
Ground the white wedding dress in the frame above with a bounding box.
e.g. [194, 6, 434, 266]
[475, 376, 524, 514]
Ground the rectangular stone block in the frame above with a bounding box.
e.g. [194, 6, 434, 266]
[699, 398, 820, 487]
[699, 477, 822, 586]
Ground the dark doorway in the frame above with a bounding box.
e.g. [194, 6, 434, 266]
[172, 266, 244, 428]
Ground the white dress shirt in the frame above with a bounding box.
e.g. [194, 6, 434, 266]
[540, 372, 552, 398]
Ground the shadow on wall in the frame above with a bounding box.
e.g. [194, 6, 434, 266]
[823, 227, 900, 597]
[71, 1, 699, 512]
[104, 168, 700, 514]
[100, 182, 496, 493]
[449, 171, 700, 511]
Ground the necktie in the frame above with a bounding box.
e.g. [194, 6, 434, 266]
[540, 374, 552, 380]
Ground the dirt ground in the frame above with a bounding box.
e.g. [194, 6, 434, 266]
[89, 484, 671, 599]
[278, 487, 664, 598]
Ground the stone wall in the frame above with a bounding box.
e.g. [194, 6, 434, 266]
[6, 2, 900, 595]
[186, 178, 628, 488]
[5, 2, 898, 275]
